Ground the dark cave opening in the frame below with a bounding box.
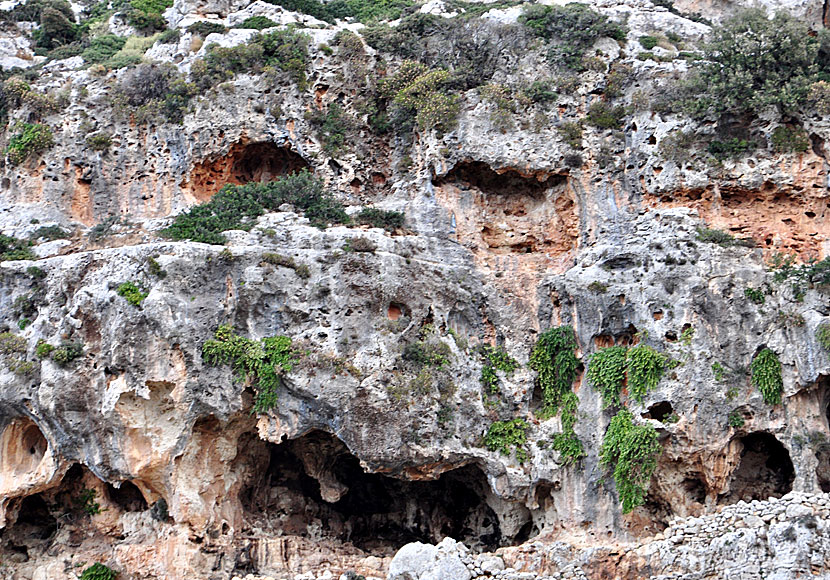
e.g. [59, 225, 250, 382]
[720, 432, 794, 504]
[436, 161, 566, 198]
[644, 401, 674, 422]
[240, 430, 506, 555]
[188, 141, 309, 201]
[107, 480, 148, 513]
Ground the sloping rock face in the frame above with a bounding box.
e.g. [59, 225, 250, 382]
[1, 0, 830, 579]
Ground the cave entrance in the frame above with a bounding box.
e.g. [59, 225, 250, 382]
[187, 141, 309, 202]
[720, 432, 794, 504]
[240, 430, 507, 555]
[433, 161, 576, 256]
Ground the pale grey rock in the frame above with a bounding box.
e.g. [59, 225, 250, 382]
[389, 542, 439, 580]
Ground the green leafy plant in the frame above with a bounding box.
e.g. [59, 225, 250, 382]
[355, 208, 405, 231]
[6, 123, 54, 165]
[639, 35, 658, 50]
[712, 361, 726, 382]
[163, 171, 348, 244]
[556, 121, 583, 149]
[707, 138, 753, 161]
[551, 431, 585, 464]
[50, 340, 83, 367]
[116, 281, 148, 307]
[0, 332, 34, 375]
[519, 3, 626, 70]
[600, 408, 661, 513]
[238, 15, 278, 29]
[31, 225, 69, 241]
[744, 287, 765, 305]
[75, 488, 103, 515]
[379, 60, 459, 132]
[625, 345, 667, 403]
[0, 234, 36, 261]
[402, 334, 452, 369]
[770, 254, 830, 296]
[529, 326, 579, 416]
[306, 102, 351, 154]
[80, 562, 118, 580]
[586, 102, 626, 130]
[751, 348, 783, 405]
[35, 339, 55, 359]
[695, 227, 755, 248]
[484, 418, 528, 463]
[771, 125, 810, 153]
[85, 133, 112, 151]
[817, 322, 830, 351]
[202, 324, 297, 413]
[187, 21, 227, 37]
[586, 346, 627, 408]
[477, 344, 518, 395]
[261, 253, 311, 279]
[728, 409, 745, 428]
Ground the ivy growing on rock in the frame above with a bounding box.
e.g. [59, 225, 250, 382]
[750, 348, 783, 405]
[600, 408, 661, 513]
[116, 281, 148, 307]
[586, 345, 627, 408]
[202, 325, 297, 413]
[625, 345, 668, 403]
[529, 325, 579, 416]
[484, 418, 528, 463]
[80, 563, 118, 580]
[477, 343, 518, 396]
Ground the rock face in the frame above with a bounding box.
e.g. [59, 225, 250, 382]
[1, 0, 830, 579]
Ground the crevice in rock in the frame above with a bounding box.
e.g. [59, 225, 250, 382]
[643, 401, 673, 422]
[719, 432, 794, 504]
[240, 430, 514, 557]
[186, 141, 309, 202]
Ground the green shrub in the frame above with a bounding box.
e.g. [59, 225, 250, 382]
[683, 8, 819, 117]
[18, 318, 31, 330]
[190, 28, 310, 92]
[261, 253, 311, 278]
[551, 431, 585, 464]
[402, 338, 452, 368]
[80, 562, 118, 580]
[126, 0, 172, 32]
[0, 332, 33, 375]
[484, 418, 528, 463]
[238, 15, 277, 29]
[727, 409, 745, 428]
[355, 208, 404, 231]
[6, 123, 54, 165]
[744, 287, 765, 305]
[187, 21, 227, 36]
[82, 34, 126, 64]
[771, 125, 810, 153]
[639, 35, 658, 50]
[658, 130, 696, 163]
[477, 344, 518, 395]
[34, 0, 78, 51]
[600, 409, 661, 513]
[556, 121, 583, 149]
[86, 133, 112, 151]
[379, 61, 459, 132]
[50, 340, 83, 366]
[306, 102, 351, 154]
[163, 171, 347, 243]
[529, 326, 579, 416]
[157, 28, 180, 44]
[31, 225, 69, 241]
[770, 254, 830, 294]
[817, 322, 830, 351]
[707, 138, 753, 161]
[35, 339, 55, 359]
[625, 345, 667, 403]
[264, 0, 413, 23]
[519, 3, 626, 70]
[202, 324, 297, 413]
[0, 234, 36, 261]
[751, 348, 783, 405]
[586, 345, 627, 408]
[586, 102, 626, 130]
[116, 281, 148, 307]
[695, 227, 755, 248]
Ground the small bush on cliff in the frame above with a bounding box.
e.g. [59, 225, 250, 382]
[600, 409, 661, 513]
[695, 227, 755, 248]
[190, 28, 310, 92]
[0, 332, 35, 376]
[0, 234, 36, 261]
[529, 326, 579, 416]
[80, 562, 118, 580]
[519, 3, 626, 70]
[116, 281, 148, 307]
[202, 324, 298, 413]
[187, 21, 227, 37]
[484, 418, 528, 463]
[683, 8, 819, 117]
[125, 0, 172, 32]
[163, 171, 348, 244]
[238, 15, 277, 29]
[770, 125, 810, 153]
[115, 63, 195, 124]
[50, 340, 83, 367]
[817, 322, 830, 351]
[6, 123, 54, 165]
[355, 208, 405, 231]
[751, 348, 783, 405]
[587, 344, 669, 405]
[379, 60, 459, 132]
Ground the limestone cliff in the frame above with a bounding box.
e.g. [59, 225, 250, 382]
[0, 0, 829, 579]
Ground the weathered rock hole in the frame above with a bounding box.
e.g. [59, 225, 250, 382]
[720, 432, 794, 504]
[387, 302, 408, 321]
[644, 401, 673, 421]
[187, 141, 309, 201]
[683, 477, 707, 504]
[107, 480, 148, 513]
[434, 161, 575, 256]
[240, 430, 510, 556]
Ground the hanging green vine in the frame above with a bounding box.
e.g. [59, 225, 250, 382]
[551, 431, 585, 464]
[529, 326, 579, 415]
[750, 348, 783, 405]
[202, 324, 298, 413]
[599, 409, 661, 513]
[586, 346, 627, 407]
[484, 418, 528, 463]
[477, 343, 518, 395]
[625, 345, 668, 403]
